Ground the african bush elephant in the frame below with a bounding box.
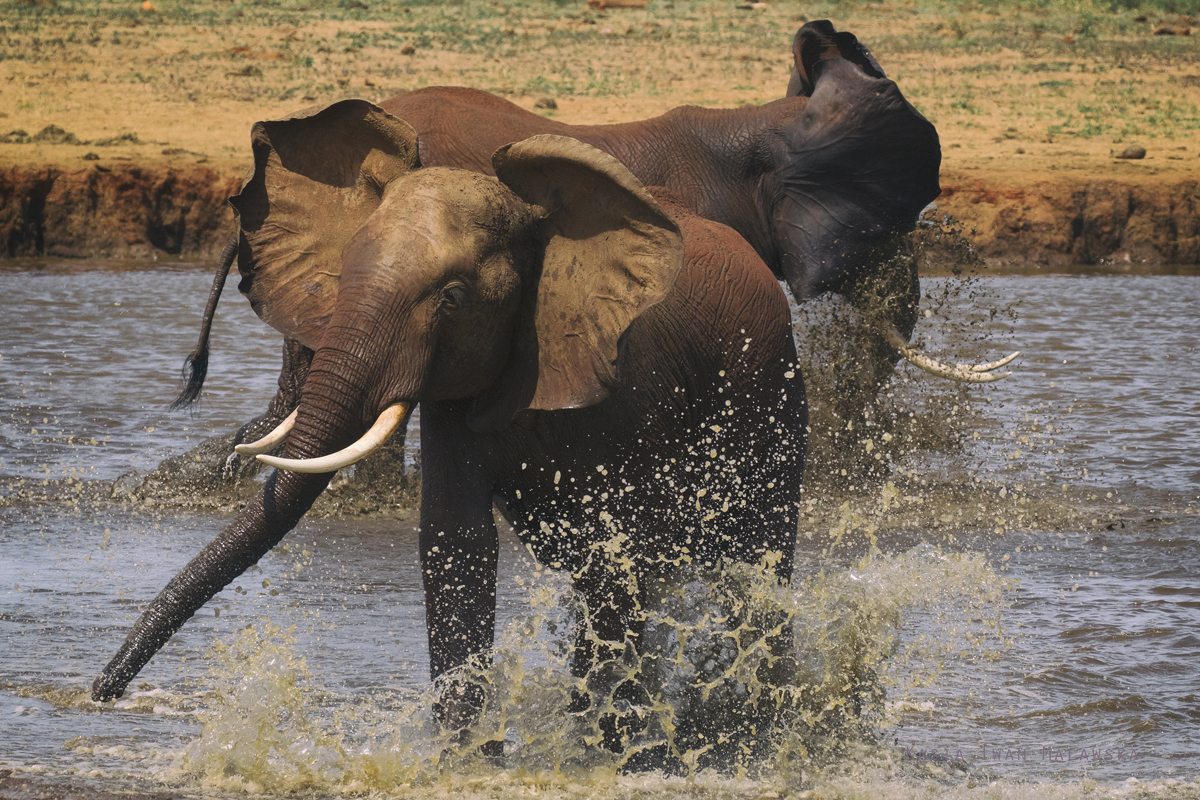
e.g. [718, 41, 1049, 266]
[167, 21, 1009, 487]
[93, 103, 808, 750]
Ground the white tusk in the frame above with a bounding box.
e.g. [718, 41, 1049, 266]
[963, 350, 1020, 372]
[885, 326, 1019, 384]
[233, 409, 298, 456]
[256, 403, 409, 474]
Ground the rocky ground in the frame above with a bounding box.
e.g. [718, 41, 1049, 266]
[1, 0, 1197, 267]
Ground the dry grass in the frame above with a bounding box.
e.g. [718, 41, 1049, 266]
[1, 0, 1197, 178]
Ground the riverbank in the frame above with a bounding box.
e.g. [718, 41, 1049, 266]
[4, 158, 1197, 266]
[2, 0, 1197, 264]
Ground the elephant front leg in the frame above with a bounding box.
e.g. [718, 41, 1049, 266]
[419, 454, 501, 753]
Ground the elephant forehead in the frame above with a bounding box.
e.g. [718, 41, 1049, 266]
[378, 169, 523, 237]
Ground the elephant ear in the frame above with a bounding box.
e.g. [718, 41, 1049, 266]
[230, 99, 419, 349]
[492, 135, 683, 411]
[787, 20, 886, 98]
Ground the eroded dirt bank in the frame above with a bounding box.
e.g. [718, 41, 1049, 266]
[937, 169, 1199, 267]
[3, 162, 1197, 265]
[1, 164, 240, 259]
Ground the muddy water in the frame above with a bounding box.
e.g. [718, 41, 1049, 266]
[2, 260, 1198, 798]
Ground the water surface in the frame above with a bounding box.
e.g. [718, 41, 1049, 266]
[2, 261, 1198, 798]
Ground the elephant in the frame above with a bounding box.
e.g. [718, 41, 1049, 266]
[164, 20, 1012, 488]
[93, 103, 808, 755]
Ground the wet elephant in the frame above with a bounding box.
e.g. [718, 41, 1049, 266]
[93, 105, 808, 752]
[165, 21, 1009, 487]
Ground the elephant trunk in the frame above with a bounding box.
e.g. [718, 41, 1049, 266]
[92, 355, 371, 702]
[852, 245, 1019, 385]
[842, 233, 921, 387]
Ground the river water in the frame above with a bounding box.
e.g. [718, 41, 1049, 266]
[1, 260, 1198, 798]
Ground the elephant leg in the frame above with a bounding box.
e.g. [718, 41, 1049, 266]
[141, 339, 314, 495]
[569, 555, 651, 753]
[421, 505, 499, 739]
[419, 414, 501, 749]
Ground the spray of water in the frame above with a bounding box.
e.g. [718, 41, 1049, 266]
[160, 530, 1008, 796]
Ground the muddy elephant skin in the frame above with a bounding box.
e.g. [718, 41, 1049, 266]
[92, 104, 808, 749]
[389, 20, 940, 329]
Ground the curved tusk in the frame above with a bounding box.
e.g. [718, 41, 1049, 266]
[233, 409, 298, 456]
[885, 326, 1019, 384]
[963, 350, 1020, 372]
[256, 403, 409, 474]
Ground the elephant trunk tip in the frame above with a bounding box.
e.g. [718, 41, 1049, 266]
[169, 345, 210, 410]
[91, 669, 128, 702]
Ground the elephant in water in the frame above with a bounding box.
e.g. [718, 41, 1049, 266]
[93, 104, 808, 754]
[166, 21, 1011, 487]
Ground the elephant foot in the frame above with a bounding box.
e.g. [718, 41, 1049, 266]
[572, 677, 653, 756]
[567, 687, 591, 715]
[599, 704, 648, 755]
[479, 738, 505, 760]
[619, 743, 686, 776]
[433, 673, 509, 763]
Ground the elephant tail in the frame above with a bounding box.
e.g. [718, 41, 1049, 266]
[171, 234, 238, 410]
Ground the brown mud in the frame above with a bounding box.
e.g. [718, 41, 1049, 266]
[1, 164, 239, 259]
[936, 170, 1199, 268]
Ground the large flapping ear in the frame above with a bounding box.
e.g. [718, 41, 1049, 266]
[787, 20, 886, 98]
[230, 100, 419, 349]
[491, 135, 683, 411]
[775, 55, 940, 300]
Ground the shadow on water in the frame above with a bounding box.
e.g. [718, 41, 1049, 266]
[1, 257, 1199, 798]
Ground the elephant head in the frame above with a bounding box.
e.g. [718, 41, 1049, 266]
[770, 23, 940, 343]
[756, 20, 1014, 433]
[235, 99, 683, 436]
[92, 101, 684, 703]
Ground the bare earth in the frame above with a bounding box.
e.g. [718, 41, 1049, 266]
[1, 0, 1198, 264]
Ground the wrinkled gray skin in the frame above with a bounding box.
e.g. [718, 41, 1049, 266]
[166, 21, 937, 485]
[93, 109, 807, 754]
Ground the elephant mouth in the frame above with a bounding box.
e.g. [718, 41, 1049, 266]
[238, 402, 411, 474]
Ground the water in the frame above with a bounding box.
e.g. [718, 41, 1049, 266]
[2, 260, 1198, 798]
[0, 260, 281, 481]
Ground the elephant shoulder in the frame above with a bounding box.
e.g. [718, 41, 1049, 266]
[644, 187, 789, 332]
[647, 187, 778, 290]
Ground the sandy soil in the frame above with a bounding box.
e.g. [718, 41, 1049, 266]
[1, 0, 1197, 262]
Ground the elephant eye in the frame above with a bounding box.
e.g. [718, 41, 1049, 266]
[441, 284, 469, 310]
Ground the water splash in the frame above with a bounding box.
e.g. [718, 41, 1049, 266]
[165, 541, 1009, 795]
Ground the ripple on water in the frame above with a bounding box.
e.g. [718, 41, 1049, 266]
[3, 267, 1200, 795]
